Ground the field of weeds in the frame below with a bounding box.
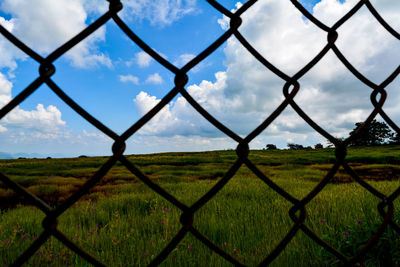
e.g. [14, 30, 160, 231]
[0, 146, 400, 266]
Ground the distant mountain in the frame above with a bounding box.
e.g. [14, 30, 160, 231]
[0, 152, 70, 159]
[0, 152, 14, 159]
[12, 152, 48, 159]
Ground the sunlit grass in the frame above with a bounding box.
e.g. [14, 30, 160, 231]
[0, 146, 399, 266]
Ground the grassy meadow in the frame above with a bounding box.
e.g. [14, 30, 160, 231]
[0, 146, 400, 266]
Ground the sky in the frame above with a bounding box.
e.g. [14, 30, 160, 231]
[0, 0, 399, 157]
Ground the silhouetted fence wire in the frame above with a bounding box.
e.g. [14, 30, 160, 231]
[0, 0, 399, 266]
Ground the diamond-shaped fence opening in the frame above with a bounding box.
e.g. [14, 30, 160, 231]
[0, 0, 399, 266]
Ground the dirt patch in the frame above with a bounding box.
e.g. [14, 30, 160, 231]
[197, 172, 224, 180]
[322, 167, 400, 183]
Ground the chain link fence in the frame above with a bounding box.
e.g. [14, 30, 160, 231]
[0, 0, 399, 266]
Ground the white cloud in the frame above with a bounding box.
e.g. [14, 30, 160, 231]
[82, 129, 107, 139]
[134, 51, 153, 67]
[146, 73, 163, 84]
[2, 104, 65, 132]
[132, 0, 400, 148]
[74, 130, 108, 145]
[0, 17, 24, 71]
[66, 26, 112, 69]
[83, 0, 108, 15]
[0, 72, 65, 136]
[133, 91, 212, 137]
[0, 0, 201, 154]
[186, 72, 227, 110]
[119, 74, 140, 84]
[128, 51, 168, 68]
[0, 0, 111, 69]
[217, 2, 243, 30]
[0, 125, 7, 133]
[0, 1, 82, 147]
[133, 91, 177, 135]
[121, 0, 197, 26]
[174, 53, 196, 67]
[0, 16, 13, 32]
[1, 0, 398, 153]
[0, 72, 12, 107]
[0, 0, 116, 150]
[128, 135, 236, 154]
[174, 53, 208, 72]
[133, 73, 239, 137]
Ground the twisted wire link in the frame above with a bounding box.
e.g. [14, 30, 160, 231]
[0, 0, 398, 265]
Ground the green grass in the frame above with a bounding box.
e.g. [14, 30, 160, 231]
[0, 146, 399, 266]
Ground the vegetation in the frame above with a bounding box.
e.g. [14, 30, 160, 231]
[314, 143, 323, 149]
[0, 146, 399, 266]
[265, 144, 277, 150]
[287, 143, 304, 150]
[350, 120, 394, 146]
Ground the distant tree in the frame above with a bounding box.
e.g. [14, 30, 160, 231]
[314, 143, 323, 149]
[266, 144, 277, 150]
[287, 143, 304, 150]
[349, 120, 393, 146]
[326, 137, 345, 148]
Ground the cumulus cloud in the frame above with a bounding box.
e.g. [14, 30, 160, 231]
[174, 53, 196, 67]
[133, 0, 400, 147]
[134, 51, 153, 67]
[121, 0, 197, 26]
[0, 1, 86, 145]
[0, 0, 111, 69]
[0, 72, 12, 107]
[0, 0, 199, 154]
[2, 104, 65, 132]
[133, 72, 249, 138]
[174, 53, 208, 72]
[133, 91, 175, 135]
[119, 74, 140, 84]
[0, 17, 25, 71]
[83, 0, 108, 15]
[0, 73, 65, 135]
[133, 91, 219, 137]
[146, 73, 163, 84]
[127, 51, 168, 68]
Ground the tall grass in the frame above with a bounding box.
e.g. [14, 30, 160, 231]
[0, 146, 399, 266]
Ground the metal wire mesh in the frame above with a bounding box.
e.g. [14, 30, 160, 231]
[0, 0, 399, 266]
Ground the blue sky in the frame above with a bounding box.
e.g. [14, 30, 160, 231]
[0, 0, 399, 157]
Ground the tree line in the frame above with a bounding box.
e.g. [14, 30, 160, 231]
[265, 119, 399, 150]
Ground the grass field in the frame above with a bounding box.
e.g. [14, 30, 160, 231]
[0, 146, 400, 266]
